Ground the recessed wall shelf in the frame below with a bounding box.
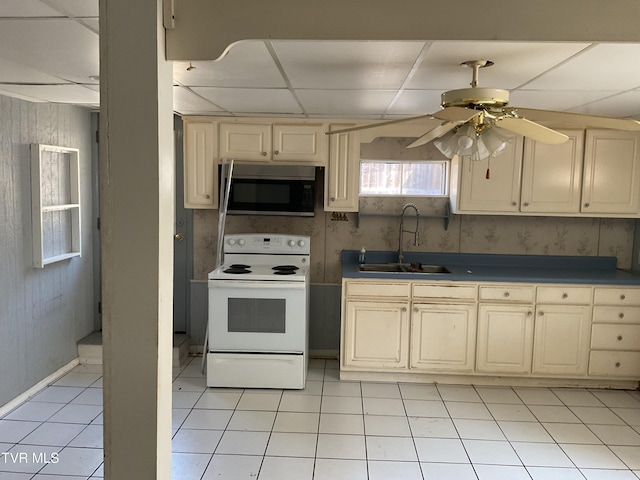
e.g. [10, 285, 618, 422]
[356, 199, 451, 230]
[31, 144, 81, 268]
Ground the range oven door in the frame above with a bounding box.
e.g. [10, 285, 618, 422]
[208, 280, 307, 353]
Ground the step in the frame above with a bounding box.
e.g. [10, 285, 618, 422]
[77, 331, 191, 368]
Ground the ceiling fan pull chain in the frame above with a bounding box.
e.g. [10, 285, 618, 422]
[485, 157, 491, 179]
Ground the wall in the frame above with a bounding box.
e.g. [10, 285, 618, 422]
[0, 94, 95, 406]
[190, 137, 635, 353]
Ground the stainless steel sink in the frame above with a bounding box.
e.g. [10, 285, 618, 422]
[359, 263, 451, 274]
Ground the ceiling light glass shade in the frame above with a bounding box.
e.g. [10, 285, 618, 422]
[434, 124, 511, 161]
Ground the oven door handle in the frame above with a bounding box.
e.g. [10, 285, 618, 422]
[209, 281, 306, 290]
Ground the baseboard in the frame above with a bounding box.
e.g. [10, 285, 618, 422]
[0, 358, 80, 418]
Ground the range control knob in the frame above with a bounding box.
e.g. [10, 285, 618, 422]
[237, 239, 246, 246]
[227, 238, 236, 246]
[298, 240, 306, 247]
[288, 240, 296, 247]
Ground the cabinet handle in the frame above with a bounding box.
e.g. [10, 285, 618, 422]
[331, 197, 336, 202]
[617, 335, 623, 341]
[523, 202, 529, 207]
[527, 311, 532, 316]
[414, 307, 419, 313]
[619, 313, 625, 319]
[504, 292, 510, 297]
[511, 202, 517, 206]
[401, 307, 407, 312]
[205, 194, 211, 199]
[274, 150, 279, 155]
[562, 293, 568, 299]
[538, 311, 544, 316]
[615, 362, 621, 368]
[261, 151, 267, 156]
[620, 294, 626, 300]
[584, 202, 590, 208]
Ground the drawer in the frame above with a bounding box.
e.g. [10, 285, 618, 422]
[588, 350, 640, 378]
[594, 287, 640, 306]
[536, 286, 592, 305]
[412, 283, 477, 301]
[591, 324, 640, 351]
[479, 285, 535, 303]
[593, 306, 640, 325]
[345, 281, 410, 299]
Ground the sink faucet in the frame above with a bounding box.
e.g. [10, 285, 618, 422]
[398, 203, 420, 264]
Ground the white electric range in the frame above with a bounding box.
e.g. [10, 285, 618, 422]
[207, 233, 310, 389]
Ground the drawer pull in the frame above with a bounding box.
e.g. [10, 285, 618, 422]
[615, 362, 621, 368]
[621, 294, 626, 300]
[414, 307, 419, 313]
[402, 307, 407, 312]
[504, 292, 510, 297]
[538, 311, 544, 316]
[528, 311, 532, 317]
[619, 313, 625, 319]
[562, 293, 568, 299]
[617, 335, 623, 341]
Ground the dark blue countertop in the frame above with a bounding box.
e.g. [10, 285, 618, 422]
[341, 250, 640, 285]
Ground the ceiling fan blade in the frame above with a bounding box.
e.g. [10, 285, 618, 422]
[407, 122, 460, 148]
[325, 113, 437, 135]
[513, 107, 640, 132]
[497, 117, 569, 144]
[432, 106, 482, 123]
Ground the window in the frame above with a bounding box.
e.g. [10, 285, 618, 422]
[30, 144, 81, 268]
[360, 160, 449, 196]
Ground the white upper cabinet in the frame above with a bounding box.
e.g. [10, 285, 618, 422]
[521, 129, 584, 213]
[184, 121, 218, 209]
[581, 129, 640, 214]
[219, 122, 326, 165]
[325, 125, 360, 212]
[451, 135, 524, 213]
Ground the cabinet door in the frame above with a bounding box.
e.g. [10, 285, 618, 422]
[411, 303, 476, 372]
[184, 121, 218, 209]
[582, 129, 640, 214]
[521, 129, 584, 213]
[476, 304, 534, 373]
[456, 135, 524, 212]
[325, 126, 360, 212]
[219, 123, 271, 161]
[532, 305, 591, 375]
[343, 300, 409, 369]
[272, 124, 325, 164]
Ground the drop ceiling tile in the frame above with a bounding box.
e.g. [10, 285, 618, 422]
[0, 0, 59, 17]
[0, 19, 99, 83]
[191, 87, 302, 114]
[173, 86, 225, 115]
[386, 90, 443, 115]
[0, 84, 98, 104]
[0, 57, 71, 83]
[296, 89, 397, 116]
[272, 40, 425, 89]
[45, 0, 99, 17]
[525, 43, 640, 91]
[569, 90, 640, 118]
[508, 90, 617, 112]
[173, 41, 285, 88]
[407, 41, 590, 90]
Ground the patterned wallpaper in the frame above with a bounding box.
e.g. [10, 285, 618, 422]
[193, 137, 636, 284]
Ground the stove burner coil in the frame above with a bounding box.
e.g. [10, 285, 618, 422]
[272, 265, 299, 272]
[223, 265, 252, 274]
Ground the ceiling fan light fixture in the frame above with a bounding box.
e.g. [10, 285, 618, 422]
[434, 124, 510, 161]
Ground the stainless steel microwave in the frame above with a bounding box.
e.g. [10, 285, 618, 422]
[221, 164, 316, 217]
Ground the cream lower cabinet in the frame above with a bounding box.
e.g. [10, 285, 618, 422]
[532, 305, 591, 375]
[589, 287, 640, 377]
[476, 304, 534, 374]
[343, 300, 409, 369]
[410, 303, 476, 372]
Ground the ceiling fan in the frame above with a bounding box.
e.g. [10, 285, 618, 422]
[326, 60, 640, 161]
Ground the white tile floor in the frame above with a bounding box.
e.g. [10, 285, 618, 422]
[1, 357, 640, 479]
